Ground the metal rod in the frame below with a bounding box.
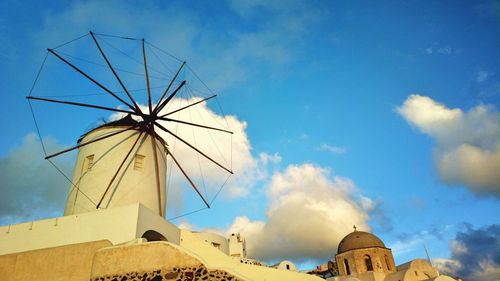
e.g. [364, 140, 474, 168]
[142, 39, 153, 115]
[96, 130, 144, 209]
[90, 31, 142, 114]
[153, 61, 186, 114]
[157, 116, 233, 134]
[47, 48, 137, 112]
[45, 124, 141, 159]
[149, 125, 164, 216]
[154, 121, 233, 174]
[159, 138, 210, 208]
[162, 94, 216, 117]
[27, 96, 139, 116]
[154, 80, 186, 114]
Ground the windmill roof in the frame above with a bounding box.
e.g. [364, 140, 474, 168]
[77, 114, 140, 143]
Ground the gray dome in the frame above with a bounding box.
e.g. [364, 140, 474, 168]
[337, 231, 386, 254]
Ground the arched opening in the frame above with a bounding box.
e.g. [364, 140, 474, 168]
[344, 259, 350, 275]
[142, 230, 167, 242]
[364, 255, 373, 271]
[384, 255, 391, 270]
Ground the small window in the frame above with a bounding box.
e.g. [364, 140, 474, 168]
[364, 255, 373, 271]
[286, 264, 290, 270]
[134, 154, 145, 170]
[385, 255, 391, 270]
[85, 155, 94, 171]
[344, 259, 350, 275]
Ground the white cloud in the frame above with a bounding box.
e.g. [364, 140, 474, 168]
[177, 221, 195, 230]
[437, 144, 500, 194]
[299, 133, 309, 140]
[227, 0, 308, 19]
[476, 71, 490, 83]
[397, 95, 462, 136]
[424, 46, 462, 56]
[438, 46, 452, 55]
[397, 94, 500, 197]
[227, 164, 371, 262]
[317, 144, 346, 154]
[450, 240, 467, 255]
[259, 152, 282, 166]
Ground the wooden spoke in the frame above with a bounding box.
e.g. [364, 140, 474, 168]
[45, 124, 141, 159]
[153, 61, 186, 114]
[48, 48, 137, 112]
[27, 96, 139, 116]
[149, 126, 164, 216]
[154, 121, 233, 174]
[142, 39, 153, 115]
[162, 94, 216, 117]
[158, 138, 210, 208]
[90, 31, 142, 114]
[157, 116, 233, 134]
[154, 80, 186, 115]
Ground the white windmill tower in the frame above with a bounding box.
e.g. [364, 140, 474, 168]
[64, 115, 168, 216]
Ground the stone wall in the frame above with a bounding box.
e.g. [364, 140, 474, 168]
[336, 247, 396, 276]
[91, 242, 243, 281]
[92, 266, 241, 281]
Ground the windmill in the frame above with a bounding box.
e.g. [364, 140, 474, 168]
[27, 31, 234, 218]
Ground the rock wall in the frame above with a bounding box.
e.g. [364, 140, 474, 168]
[92, 266, 241, 281]
[91, 242, 243, 281]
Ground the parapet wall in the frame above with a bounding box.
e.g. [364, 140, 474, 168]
[0, 240, 112, 281]
[0, 203, 180, 255]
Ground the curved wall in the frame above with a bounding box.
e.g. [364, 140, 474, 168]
[64, 126, 166, 216]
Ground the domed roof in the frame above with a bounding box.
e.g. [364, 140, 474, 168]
[337, 230, 386, 254]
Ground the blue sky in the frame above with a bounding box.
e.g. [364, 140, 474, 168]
[0, 0, 499, 277]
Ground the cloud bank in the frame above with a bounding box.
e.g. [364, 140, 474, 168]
[0, 134, 72, 224]
[397, 94, 500, 197]
[434, 224, 500, 281]
[227, 163, 371, 263]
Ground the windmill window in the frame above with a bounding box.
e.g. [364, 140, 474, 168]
[85, 155, 94, 171]
[134, 154, 145, 170]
